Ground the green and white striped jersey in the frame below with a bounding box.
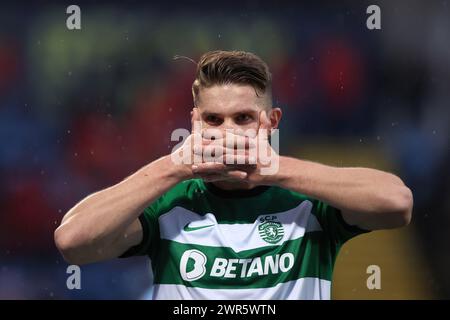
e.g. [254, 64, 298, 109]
[122, 178, 368, 300]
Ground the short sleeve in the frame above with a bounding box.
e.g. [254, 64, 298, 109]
[118, 179, 203, 258]
[119, 203, 160, 258]
[313, 200, 370, 245]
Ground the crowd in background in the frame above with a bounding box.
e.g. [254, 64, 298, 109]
[0, 1, 449, 298]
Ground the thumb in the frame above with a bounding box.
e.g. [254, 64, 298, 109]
[191, 107, 201, 134]
[258, 110, 272, 139]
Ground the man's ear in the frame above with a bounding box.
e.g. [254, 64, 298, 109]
[269, 107, 282, 129]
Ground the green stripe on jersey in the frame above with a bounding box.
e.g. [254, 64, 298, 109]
[149, 179, 312, 224]
[152, 232, 334, 289]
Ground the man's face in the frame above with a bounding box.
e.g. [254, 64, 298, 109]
[190, 83, 282, 186]
[196, 84, 266, 132]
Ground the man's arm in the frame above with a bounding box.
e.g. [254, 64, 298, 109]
[267, 156, 413, 231]
[54, 155, 190, 265]
[54, 107, 247, 265]
[190, 110, 413, 231]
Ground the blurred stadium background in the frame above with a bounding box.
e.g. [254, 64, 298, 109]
[0, 0, 449, 299]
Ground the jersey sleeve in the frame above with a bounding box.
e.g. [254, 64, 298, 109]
[118, 200, 161, 258]
[312, 199, 370, 245]
[118, 179, 198, 258]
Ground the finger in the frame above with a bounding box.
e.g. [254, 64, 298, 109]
[193, 144, 255, 156]
[196, 144, 224, 162]
[223, 132, 256, 150]
[258, 110, 272, 139]
[196, 141, 249, 154]
[196, 147, 257, 165]
[201, 128, 223, 141]
[224, 170, 248, 180]
[201, 170, 248, 181]
[201, 133, 256, 149]
[192, 162, 227, 174]
[221, 154, 257, 165]
[200, 138, 256, 152]
[190, 108, 203, 164]
[191, 107, 202, 135]
[232, 127, 257, 138]
[192, 161, 254, 173]
[194, 168, 248, 182]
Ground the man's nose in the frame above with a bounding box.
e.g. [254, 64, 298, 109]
[222, 118, 239, 131]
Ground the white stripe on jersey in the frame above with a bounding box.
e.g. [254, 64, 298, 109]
[158, 201, 322, 252]
[152, 277, 331, 300]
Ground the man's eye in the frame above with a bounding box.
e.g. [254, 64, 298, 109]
[236, 114, 252, 123]
[206, 115, 222, 124]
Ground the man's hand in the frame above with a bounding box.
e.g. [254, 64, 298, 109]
[191, 109, 280, 185]
[171, 107, 252, 182]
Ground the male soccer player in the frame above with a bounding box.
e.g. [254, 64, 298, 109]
[55, 50, 413, 299]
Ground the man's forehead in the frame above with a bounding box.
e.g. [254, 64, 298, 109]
[197, 84, 263, 113]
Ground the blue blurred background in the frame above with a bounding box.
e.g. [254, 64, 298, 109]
[0, 0, 449, 299]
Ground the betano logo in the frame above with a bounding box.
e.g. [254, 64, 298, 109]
[179, 249, 208, 281]
[179, 249, 295, 282]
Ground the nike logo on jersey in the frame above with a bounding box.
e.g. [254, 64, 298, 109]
[183, 223, 215, 232]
